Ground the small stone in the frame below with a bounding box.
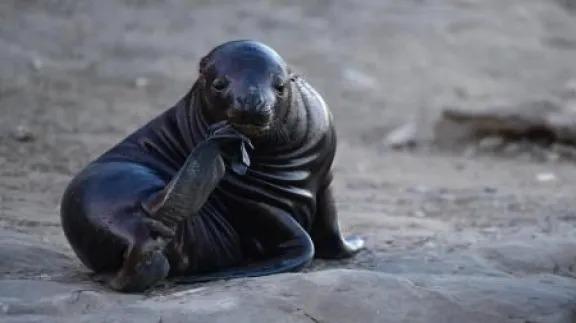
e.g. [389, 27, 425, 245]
[552, 143, 576, 160]
[535, 172, 557, 182]
[407, 185, 431, 194]
[480, 227, 498, 234]
[483, 187, 497, 193]
[453, 86, 469, 99]
[134, 77, 149, 88]
[502, 142, 521, 154]
[414, 210, 427, 218]
[545, 150, 561, 162]
[463, 145, 477, 158]
[342, 68, 377, 89]
[477, 136, 504, 151]
[13, 125, 35, 142]
[384, 122, 418, 149]
[563, 79, 576, 98]
[453, 161, 466, 170]
[31, 57, 43, 71]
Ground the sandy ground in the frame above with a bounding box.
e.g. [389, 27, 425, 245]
[1, 0, 576, 322]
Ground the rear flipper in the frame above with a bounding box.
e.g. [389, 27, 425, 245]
[92, 238, 171, 293]
[108, 235, 171, 293]
[173, 207, 314, 284]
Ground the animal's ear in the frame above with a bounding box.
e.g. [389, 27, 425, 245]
[199, 55, 210, 75]
[288, 68, 298, 81]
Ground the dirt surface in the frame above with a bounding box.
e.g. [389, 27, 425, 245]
[1, 0, 576, 322]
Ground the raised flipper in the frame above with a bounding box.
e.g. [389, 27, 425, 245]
[311, 179, 365, 259]
[173, 206, 314, 283]
[142, 122, 253, 231]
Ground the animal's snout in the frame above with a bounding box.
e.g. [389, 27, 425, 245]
[228, 91, 274, 127]
[235, 93, 266, 112]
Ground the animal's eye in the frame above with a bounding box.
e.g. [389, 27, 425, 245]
[211, 78, 229, 91]
[274, 81, 285, 94]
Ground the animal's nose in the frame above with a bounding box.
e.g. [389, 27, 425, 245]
[235, 93, 265, 112]
[229, 89, 273, 126]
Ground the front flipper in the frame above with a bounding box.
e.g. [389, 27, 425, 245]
[142, 122, 253, 230]
[311, 181, 365, 259]
[173, 207, 314, 283]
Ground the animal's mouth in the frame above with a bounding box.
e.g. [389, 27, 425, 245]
[230, 122, 270, 137]
[227, 106, 273, 138]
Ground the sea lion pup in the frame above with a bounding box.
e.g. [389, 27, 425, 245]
[61, 40, 364, 292]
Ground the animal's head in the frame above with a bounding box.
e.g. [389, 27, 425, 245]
[197, 40, 292, 138]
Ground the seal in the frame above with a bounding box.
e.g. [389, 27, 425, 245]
[61, 40, 364, 292]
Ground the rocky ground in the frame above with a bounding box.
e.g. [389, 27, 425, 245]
[1, 0, 576, 322]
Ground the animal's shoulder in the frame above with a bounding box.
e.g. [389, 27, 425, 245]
[293, 77, 333, 135]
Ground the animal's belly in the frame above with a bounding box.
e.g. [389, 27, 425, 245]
[217, 173, 318, 230]
[165, 202, 244, 274]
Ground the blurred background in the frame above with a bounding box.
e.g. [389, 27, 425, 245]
[1, 1, 576, 320]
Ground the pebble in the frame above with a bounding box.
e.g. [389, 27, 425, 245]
[563, 79, 576, 98]
[502, 142, 521, 154]
[483, 187, 497, 193]
[407, 185, 431, 194]
[12, 125, 35, 142]
[134, 77, 149, 88]
[414, 209, 427, 218]
[552, 143, 576, 160]
[384, 122, 418, 149]
[342, 67, 377, 89]
[477, 136, 504, 150]
[535, 172, 557, 183]
[31, 57, 43, 71]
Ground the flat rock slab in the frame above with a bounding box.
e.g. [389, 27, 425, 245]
[436, 100, 576, 145]
[2, 269, 576, 323]
[1, 230, 575, 323]
[0, 230, 74, 279]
